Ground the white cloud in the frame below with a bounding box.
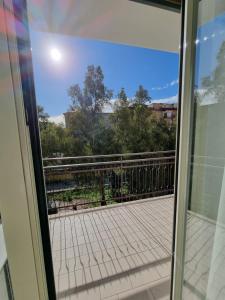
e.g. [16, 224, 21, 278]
[151, 79, 178, 91]
[170, 79, 179, 86]
[152, 90, 218, 106]
[151, 95, 178, 104]
[104, 96, 178, 112]
[48, 114, 65, 126]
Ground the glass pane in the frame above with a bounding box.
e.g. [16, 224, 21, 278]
[26, 1, 180, 299]
[183, 1, 225, 299]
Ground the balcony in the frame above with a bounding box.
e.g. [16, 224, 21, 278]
[45, 151, 175, 299]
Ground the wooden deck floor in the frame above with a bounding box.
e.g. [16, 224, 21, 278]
[49, 196, 174, 300]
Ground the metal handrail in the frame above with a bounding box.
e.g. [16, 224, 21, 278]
[44, 156, 175, 170]
[43, 150, 175, 162]
[44, 152, 175, 213]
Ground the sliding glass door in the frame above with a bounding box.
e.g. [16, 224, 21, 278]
[174, 0, 225, 299]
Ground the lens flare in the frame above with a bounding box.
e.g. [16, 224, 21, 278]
[50, 48, 62, 62]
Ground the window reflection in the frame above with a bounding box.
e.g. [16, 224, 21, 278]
[183, 7, 225, 300]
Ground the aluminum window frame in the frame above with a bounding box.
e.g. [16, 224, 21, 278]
[0, 0, 54, 298]
[172, 0, 198, 299]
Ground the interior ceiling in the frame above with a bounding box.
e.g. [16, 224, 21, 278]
[27, 0, 181, 53]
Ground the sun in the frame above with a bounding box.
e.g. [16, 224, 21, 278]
[50, 48, 62, 62]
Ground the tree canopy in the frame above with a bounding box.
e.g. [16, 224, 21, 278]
[201, 41, 225, 103]
[38, 65, 176, 157]
[68, 65, 113, 113]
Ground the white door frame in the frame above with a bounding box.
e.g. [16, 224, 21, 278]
[0, 1, 50, 299]
[172, 0, 198, 299]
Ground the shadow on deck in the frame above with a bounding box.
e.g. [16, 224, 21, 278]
[49, 195, 174, 300]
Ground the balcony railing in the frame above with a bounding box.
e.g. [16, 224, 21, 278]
[43, 151, 175, 214]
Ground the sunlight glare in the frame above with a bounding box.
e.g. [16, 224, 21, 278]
[50, 48, 62, 62]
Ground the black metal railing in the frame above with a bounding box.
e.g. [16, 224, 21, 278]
[43, 151, 175, 214]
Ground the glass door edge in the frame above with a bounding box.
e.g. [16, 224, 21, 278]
[172, 0, 198, 299]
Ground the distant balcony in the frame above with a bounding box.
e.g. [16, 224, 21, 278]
[44, 151, 175, 299]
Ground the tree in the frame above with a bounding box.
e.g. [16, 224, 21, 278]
[151, 118, 176, 151]
[134, 85, 151, 105]
[39, 122, 83, 157]
[68, 65, 113, 154]
[112, 85, 176, 153]
[36, 105, 83, 157]
[37, 105, 49, 121]
[112, 88, 131, 152]
[37, 104, 49, 130]
[128, 85, 152, 151]
[117, 88, 129, 106]
[68, 65, 113, 113]
[201, 41, 225, 103]
[113, 86, 154, 152]
[38, 68, 176, 159]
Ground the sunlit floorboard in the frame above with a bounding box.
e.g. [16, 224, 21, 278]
[49, 196, 174, 300]
[183, 211, 225, 300]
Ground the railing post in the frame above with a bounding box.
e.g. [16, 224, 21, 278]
[99, 171, 106, 206]
[43, 152, 176, 211]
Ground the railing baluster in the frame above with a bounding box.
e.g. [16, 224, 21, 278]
[99, 170, 106, 206]
[44, 152, 175, 213]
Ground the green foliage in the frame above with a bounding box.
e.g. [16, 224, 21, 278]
[67, 65, 114, 154]
[117, 88, 129, 106]
[112, 102, 153, 152]
[38, 66, 176, 158]
[48, 188, 117, 209]
[37, 104, 49, 130]
[201, 41, 225, 103]
[39, 122, 76, 157]
[151, 118, 176, 151]
[134, 85, 151, 105]
[68, 65, 113, 113]
[37, 105, 49, 121]
[112, 85, 175, 153]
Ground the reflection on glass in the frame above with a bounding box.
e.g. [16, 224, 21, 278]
[183, 2, 225, 299]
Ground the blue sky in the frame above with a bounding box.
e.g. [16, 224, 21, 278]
[30, 30, 179, 116]
[195, 12, 225, 88]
